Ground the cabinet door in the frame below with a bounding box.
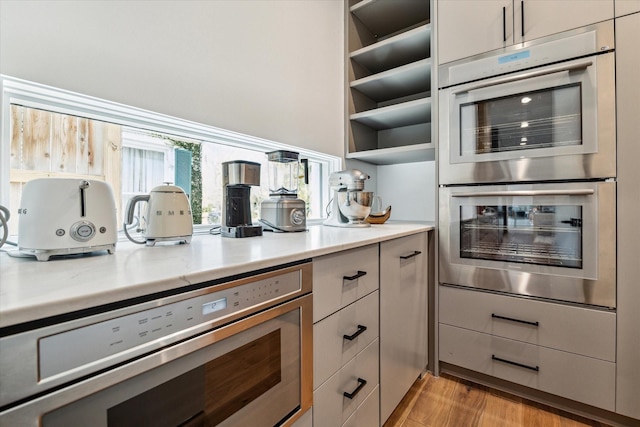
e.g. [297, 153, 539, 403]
[515, 0, 613, 43]
[438, 0, 513, 64]
[615, 11, 640, 421]
[379, 233, 428, 424]
[616, 0, 640, 15]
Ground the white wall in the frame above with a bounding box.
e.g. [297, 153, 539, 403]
[0, 0, 344, 158]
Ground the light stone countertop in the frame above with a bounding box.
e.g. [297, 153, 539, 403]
[0, 222, 433, 328]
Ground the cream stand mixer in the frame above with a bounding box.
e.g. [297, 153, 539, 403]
[323, 170, 375, 228]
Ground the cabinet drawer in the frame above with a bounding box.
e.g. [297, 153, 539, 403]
[342, 385, 379, 427]
[313, 339, 379, 427]
[439, 285, 616, 361]
[313, 244, 379, 322]
[314, 291, 379, 389]
[439, 324, 616, 411]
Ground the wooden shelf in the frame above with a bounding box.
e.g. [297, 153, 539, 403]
[350, 0, 430, 38]
[350, 97, 431, 130]
[347, 143, 435, 165]
[350, 24, 431, 73]
[350, 59, 431, 102]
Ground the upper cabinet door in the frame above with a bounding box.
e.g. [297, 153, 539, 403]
[615, 0, 640, 16]
[515, 0, 614, 43]
[437, 0, 512, 65]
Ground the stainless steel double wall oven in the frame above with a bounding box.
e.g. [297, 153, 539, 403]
[439, 22, 616, 308]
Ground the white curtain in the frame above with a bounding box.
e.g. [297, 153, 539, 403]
[122, 147, 165, 194]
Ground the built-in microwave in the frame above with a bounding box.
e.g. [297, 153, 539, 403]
[438, 22, 615, 185]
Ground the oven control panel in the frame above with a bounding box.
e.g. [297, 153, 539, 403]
[39, 269, 302, 379]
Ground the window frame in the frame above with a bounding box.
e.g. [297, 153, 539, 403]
[0, 75, 342, 227]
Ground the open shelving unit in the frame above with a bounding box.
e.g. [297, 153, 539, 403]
[346, 0, 434, 165]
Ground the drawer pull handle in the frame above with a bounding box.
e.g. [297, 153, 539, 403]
[492, 355, 539, 372]
[343, 271, 367, 281]
[343, 378, 367, 399]
[343, 325, 367, 341]
[400, 250, 422, 260]
[491, 313, 539, 327]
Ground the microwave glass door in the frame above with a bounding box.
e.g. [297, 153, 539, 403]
[41, 305, 305, 427]
[460, 83, 582, 157]
[459, 203, 583, 269]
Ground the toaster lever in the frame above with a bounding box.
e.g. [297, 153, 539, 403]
[79, 180, 90, 217]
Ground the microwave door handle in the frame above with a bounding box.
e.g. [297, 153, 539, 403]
[451, 60, 593, 95]
[451, 189, 595, 198]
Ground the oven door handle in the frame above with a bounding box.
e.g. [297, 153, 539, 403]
[451, 60, 593, 95]
[451, 189, 595, 198]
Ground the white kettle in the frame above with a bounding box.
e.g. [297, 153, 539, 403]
[124, 183, 193, 246]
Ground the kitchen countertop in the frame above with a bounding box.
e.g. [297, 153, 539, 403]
[0, 222, 433, 329]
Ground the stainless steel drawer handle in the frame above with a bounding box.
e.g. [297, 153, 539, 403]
[492, 355, 539, 372]
[343, 325, 367, 341]
[400, 251, 422, 260]
[343, 378, 367, 399]
[491, 313, 539, 327]
[343, 271, 367, 281]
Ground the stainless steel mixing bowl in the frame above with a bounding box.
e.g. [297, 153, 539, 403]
[337, 191, 374, 223]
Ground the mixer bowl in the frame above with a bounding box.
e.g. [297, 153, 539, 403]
[337, 191, 374, 223]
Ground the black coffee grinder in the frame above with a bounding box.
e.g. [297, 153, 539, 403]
[221, 160, 263, 238]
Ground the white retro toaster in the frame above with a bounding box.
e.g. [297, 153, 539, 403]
[18, 178, 117, 261]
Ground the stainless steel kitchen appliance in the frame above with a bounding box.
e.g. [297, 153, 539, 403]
[438, 22, 617, 308]
[0, 262, 313, 427]
[17, 178, 117, 261]
[438, 21, 615, 185]
[323, 169, 374, 228]
[259, 150, 307, 232]
[123, 183, 193, 246]
[221, 160, 263, 238]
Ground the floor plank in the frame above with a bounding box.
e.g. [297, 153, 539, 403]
[384, 373, 612, 427]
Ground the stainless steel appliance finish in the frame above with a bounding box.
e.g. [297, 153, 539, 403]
[260, 150, 307, 232]
[438, 22, 616, 185]
[0, 262, 313, 426]
[323, 170, 373, 228]
[439, 181, 616, 308]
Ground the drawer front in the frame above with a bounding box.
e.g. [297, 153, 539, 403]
[439, 324, 616, 411]
[342, 385, 379, 427]
[313, 244, 379, 322]
[439, 285, 616, 361]
[313, 339, 379, 427]
[314, 291, 379, 389]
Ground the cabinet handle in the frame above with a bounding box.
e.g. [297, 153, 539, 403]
[400, 250, 422, 260]
[343, 271, 367, 281]
[343, 325, 367, 341]
[502, 6, 507, 42]
[491, 313, 539, 327]
[343, 378, 367, 399]
[492, 355, 539, 372]
[521, 0, 525, 38]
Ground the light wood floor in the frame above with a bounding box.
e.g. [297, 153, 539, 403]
[384, 373, 612, 427]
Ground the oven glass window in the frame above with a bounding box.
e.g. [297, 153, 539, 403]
[460, 84, 582, 156]
[460, 204, 583, 269]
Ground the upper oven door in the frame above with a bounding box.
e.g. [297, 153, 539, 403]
[439, 52, 616, 185]
[439, 181, 616, 308]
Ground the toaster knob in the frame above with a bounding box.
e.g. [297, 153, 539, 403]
[70, 221, 96, 242]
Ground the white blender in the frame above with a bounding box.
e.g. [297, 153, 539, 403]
[323, 170, 375, 228]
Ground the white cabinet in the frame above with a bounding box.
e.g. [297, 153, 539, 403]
[438, 285, 617, 410]
[437, 0, 614, 64]
[615, 10, 640, 421]
[379, 232, 428, 424]
[346, 0, 434, 165]
[615, 0, 640, 16]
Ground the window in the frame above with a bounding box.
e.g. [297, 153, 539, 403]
[0, 76, 340, 236]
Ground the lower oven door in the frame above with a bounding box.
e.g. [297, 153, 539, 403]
[439, 181, 615, 308]
[1, 295, 312, 427]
